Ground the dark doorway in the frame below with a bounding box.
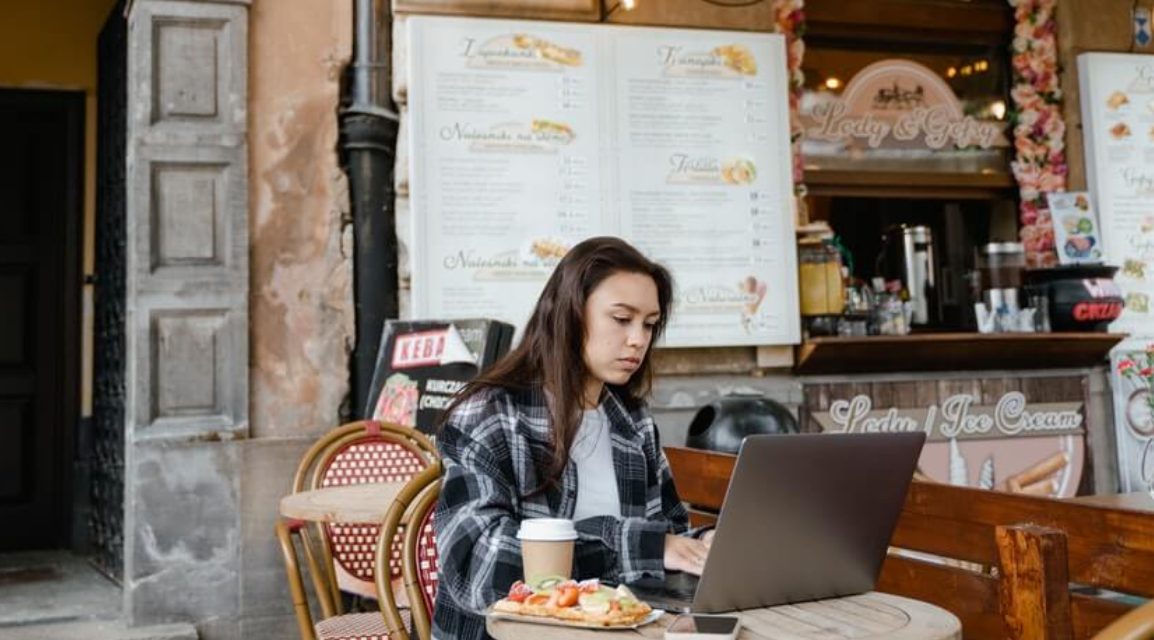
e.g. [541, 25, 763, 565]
[0, 89, 84, 551]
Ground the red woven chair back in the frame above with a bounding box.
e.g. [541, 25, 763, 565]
[318, 434, 428, 584]
[414, 499, 440, 616]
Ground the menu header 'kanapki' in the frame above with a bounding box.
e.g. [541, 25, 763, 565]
[659, 43, 758, 78]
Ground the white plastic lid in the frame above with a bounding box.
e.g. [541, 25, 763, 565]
[517, 518, 578, 541]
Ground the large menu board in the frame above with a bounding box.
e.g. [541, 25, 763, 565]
[407, 16, 799, 347]
[1079, 53, 1154, 493]
[1079, 52, 1154, 338]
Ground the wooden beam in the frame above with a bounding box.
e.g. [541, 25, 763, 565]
[806, 0, 1012, 40]
[995, 524, 1074, 640]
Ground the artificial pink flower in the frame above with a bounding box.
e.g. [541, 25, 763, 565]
[1039, 171, 1066, 193]
[1012, 85, 1038, 106]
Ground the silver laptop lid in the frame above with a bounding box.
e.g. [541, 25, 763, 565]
[691, 432, 926, 613]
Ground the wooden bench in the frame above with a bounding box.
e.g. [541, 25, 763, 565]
[665, 445, 1154, 640]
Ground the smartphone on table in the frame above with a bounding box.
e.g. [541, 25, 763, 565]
[664, 614, 741, 640]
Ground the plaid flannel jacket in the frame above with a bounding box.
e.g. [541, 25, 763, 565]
[432, 384, 693, 640]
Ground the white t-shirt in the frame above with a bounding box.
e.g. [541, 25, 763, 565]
[571, 407, 622, 520]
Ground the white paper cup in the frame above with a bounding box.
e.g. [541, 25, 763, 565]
[517, 518, 577, 583]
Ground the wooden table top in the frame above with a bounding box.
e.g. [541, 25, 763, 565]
[1070, 491, 1154, 513]
[279, 482, 406, 524]
[487, 591, 961, 640]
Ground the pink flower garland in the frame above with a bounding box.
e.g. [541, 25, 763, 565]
[774, 0, 807, 197]
[1008, 0, 1066, 268]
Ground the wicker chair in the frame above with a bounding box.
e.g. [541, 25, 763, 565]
[276, 420, 438, 640]
[307, 462, 443, 640]
[400, 480, 442, 640]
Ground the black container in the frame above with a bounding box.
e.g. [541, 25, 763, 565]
[685, 394, 799, 454]
[1024, 265, 1124, 332]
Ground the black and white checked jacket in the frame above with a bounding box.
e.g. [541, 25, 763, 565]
[432, 384, 694, 640]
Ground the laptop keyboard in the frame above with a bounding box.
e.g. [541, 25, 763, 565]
[626, 572, 700, 602]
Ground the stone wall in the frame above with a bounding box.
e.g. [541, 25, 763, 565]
[122, 1, 251, 637]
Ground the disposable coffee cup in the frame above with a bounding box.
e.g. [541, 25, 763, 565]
[517, 518, 577, 583]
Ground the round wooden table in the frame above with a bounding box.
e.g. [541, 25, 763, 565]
[279, 482, 407, 523]
[1071, 491, 1154, 513]
[487, 591, 961, 640]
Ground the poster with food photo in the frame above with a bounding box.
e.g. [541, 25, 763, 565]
[1078, 52, 1154, 338]
[1045, 191, 1103, 264]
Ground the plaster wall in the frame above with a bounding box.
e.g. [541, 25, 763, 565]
[232, 1, 356, 636]
[249, 0, 355, 440]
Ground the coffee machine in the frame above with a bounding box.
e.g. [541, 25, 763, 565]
[976, 242, 1027, 332]
[878, 225, 940, 328]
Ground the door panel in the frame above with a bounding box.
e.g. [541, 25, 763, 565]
[0, 270, 30, 364]
[0, 89, 83, 550]
[0, 399, 31, 500]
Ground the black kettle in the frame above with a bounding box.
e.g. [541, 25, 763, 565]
[685, 393, 799, 454]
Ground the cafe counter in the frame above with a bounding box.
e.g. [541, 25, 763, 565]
[793, 334, 1124, 497]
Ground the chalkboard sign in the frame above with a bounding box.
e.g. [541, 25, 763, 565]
[363, 318, 515, 434]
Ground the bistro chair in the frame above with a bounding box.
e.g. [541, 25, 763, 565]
[310, 462, 443, 640]
[276, 420, 438, 638]
[399, 479, 442, 640]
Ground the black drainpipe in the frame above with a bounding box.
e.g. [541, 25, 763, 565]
[343, 0, 400, 415]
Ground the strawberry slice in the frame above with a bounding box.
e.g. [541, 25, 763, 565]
[506, 581, 533, 603]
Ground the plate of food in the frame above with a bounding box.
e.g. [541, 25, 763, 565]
[488, 577, 663, 630]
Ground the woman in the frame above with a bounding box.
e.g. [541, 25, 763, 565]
[433, 236, 712, 640]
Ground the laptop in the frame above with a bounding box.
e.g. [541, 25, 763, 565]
[628, 432, 926, 613]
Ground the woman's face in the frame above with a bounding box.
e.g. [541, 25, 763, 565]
[582, 271, 660, 401]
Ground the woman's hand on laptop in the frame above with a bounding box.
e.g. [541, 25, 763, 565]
[665, 534, 710, 575]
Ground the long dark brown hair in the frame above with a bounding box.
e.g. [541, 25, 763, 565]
[440, 236, 673, 494]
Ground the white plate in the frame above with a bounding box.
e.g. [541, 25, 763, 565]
[487, 607, 664, 631]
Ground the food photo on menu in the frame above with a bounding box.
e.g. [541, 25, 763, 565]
[1046, 191, 1103, 264]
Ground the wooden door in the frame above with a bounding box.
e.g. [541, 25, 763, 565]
[0, 89, 83, 550]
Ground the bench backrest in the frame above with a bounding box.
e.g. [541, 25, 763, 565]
[664, 445, 1154, 640]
